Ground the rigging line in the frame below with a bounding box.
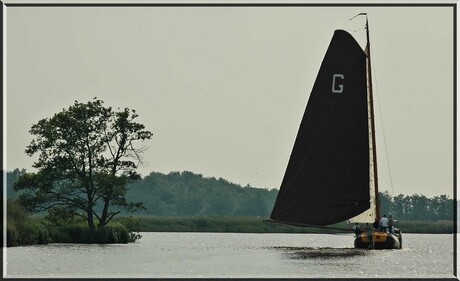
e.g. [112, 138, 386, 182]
[370, 50, 395, 195]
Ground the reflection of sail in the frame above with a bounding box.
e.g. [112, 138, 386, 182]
[270, 30, 370, 226]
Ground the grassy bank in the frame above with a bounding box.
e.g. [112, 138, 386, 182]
[397, 220, 454, 233]
[137, 216, 454, 234]
[7, 222, 132, 247]
[6, 200, 140, 247]
[7, 206, 454, 246]
[138, 216, 348, 233]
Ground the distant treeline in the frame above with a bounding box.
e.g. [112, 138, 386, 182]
[379, 191, 453, 221]
[125, 171, 278, 217]
[5, 169, 454, 221]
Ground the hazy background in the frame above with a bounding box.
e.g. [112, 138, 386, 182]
[5, 5, 454, 197]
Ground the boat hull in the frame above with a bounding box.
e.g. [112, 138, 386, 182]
[354, 231, 402, 249]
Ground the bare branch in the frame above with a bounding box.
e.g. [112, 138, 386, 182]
[103, 127, 115, 158]
[92, 210, 101, 222]
[105, 211, 121, 225]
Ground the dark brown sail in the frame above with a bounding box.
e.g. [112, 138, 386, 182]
[270, 29, 369, 226]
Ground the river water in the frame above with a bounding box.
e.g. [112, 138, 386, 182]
[5, 232, 456, 278]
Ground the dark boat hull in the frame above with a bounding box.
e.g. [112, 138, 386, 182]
[354, 231, 402, 249]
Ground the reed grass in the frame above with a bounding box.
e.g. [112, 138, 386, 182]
[47, 223, 130, 244]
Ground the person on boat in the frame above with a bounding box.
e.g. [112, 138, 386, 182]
[380, 214, 389, 232]
[353, 223, 361, 236]
[373, 218, 379, 230]
[364, 223, 373, 248]
[365, 223, 372, 235]
[388, 215, 394, 233]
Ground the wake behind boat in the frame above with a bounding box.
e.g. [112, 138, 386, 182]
[267, 14, 402, 250]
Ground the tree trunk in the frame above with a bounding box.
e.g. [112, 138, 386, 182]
[99, 164, 119, 227]
[86, 206, 96, 242]
[87, 209, 95, 229]
[98, 193, 112, 227]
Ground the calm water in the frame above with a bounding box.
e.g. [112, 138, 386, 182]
[5, 232, 455, 278]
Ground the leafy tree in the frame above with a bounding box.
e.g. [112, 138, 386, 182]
[435, 195, 453, 220]
[207, 196, 234, 215]
[177, 195, 203, 215]
[411, 194, 430, 220]
[379, 191, 394, 217]
[392, 194, 407, 220]
[237, 195, 267, 216]
[14, 99, 152, 231]
[43, 206, 86, 226]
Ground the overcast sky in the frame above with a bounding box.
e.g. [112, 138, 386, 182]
[4, 4, 454, 197]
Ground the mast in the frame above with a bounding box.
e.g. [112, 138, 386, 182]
[365, 15, 381, 221]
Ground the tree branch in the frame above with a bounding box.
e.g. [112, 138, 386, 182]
[105, 211, 121, 225]
[92, 210, 101, 222]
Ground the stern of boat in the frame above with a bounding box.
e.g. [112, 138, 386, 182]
[354, 231, 402, 250]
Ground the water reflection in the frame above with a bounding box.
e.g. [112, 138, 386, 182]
[272, 246, 369, 260]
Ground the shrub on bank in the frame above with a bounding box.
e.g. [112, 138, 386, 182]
[18, 223, 51, 245]
[7, 200, 51, 246]
[7, 221, 51, 246]
[115, 216, 143, 242]
[96, 224, 129, 244]
[7, 224, 18, 247]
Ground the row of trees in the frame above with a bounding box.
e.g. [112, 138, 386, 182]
[6, 169, 455, 221]
[379, 191, 453, 221]
[126, 171, 455, 221]
[126, 171, 279, 217]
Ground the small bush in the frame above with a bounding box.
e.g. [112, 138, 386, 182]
[107, 224, 129, 244]
[116, 216, 142, 242]
[36, 224, 51, 244]
[7, 200, 51, 246]
[7, 224, 18, 247]
[17, 223, 50, 245]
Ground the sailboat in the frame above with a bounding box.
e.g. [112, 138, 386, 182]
[268, 14, 402, 250]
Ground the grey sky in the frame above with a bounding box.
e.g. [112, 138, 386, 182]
[5, 5, 454, 197]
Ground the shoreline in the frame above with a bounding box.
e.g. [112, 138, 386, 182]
[7, 216, 454, 247]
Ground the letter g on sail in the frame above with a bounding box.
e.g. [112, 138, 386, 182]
[332, 74, 344, 93]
